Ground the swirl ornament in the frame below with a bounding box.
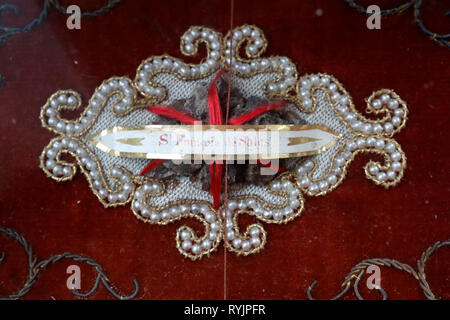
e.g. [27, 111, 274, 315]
[345, 0, 449, 48]
[0, 227, 139, 300]
[0, 1, 122, 85]
[307, 240, 450, 300]
[39, 25, 409, 259]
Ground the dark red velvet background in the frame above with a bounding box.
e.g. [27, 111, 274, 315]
[0, 0, 449, 300]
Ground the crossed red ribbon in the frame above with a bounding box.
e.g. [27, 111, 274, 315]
[141, 69, 286, 209]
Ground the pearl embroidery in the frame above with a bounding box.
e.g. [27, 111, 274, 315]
[39, 25, 408, 260]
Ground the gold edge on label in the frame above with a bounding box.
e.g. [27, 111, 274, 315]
[92, 124, 342, 136]
[86, 127, 341, 160]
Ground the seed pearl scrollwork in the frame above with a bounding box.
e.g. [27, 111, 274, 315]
[40, 25, 409, 259]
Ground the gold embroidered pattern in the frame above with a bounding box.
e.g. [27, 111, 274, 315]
[39, 25, 408, 260]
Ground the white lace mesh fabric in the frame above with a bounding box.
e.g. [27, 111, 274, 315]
[82, 71, 354, 207]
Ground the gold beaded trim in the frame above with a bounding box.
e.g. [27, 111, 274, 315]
[39, 25, 408, 259]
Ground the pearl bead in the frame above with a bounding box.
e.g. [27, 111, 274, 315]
[327, 175, 337, 184]
[308, 184, 319, 194]
[150, 213, 160, 221]
[189, 29, 199, 37]
[246, 198, 256, 208]
[367, 137, 377, 146]
[369, 165, 379, 175]
[273, 211, 282, 220]
[250, 227, 260, 237]
[356, 138, 366, 148]
[201, 240, 211, 250]
[335, 156, 345, 167]
[373, 124, 383, 134]
[352, 121, 363, 130]
[392, 162, 402, 172]
[290, 199, 300, 209]
[392, 116, 401, 127]
[362, 123, 372, 134]
[232, 238, 242, 249]
[67, 96, 77, 106]
[372, 99, 382, 109]
[46, 149, 56, 159]
[45, 108, 55, 117]
[267, 84, 276, 92]
[310, 75, 319, 84]
[161, 211, 169, 220]
[263, 210, 273, 219]
[391, 152, 402, 162]
[377, 172, 387, 181]
[209, 232, 218, 241]
[328, 83, 337, 92]
[108, 194, 118, 203]
[250, 237, 261, 247]
[52, 165, 62, 175]
[271, 181, 281, 191]
[227, 201, 237, 210]
[302, 99, 312, 109]
[260, 59, 269, 69]
[281, 180, 292, 190]
[251, 29, 260, 38]
[117, 193, 127, 202]
[298, 176, 310, 187]
[210, 222, 220, 232]
[387, 170, 396, 180]
[169, 207, 180, 217]
[340, 95, 349, 105]
[347, 141, 357, 151]
[182, 241, 192, 250]
[394, 109, 404, 117]
[301, 79, 311, 88]
[58, 94, 67, 104]
[304, 160, 314, 170]
[46, 159, 56, 169]
[319, 181, 328, 191]
[381, 94, 390, 104]
[375, 139, 385, 149]
[331, 92, 340, 102]
[48, 117, 57, 126]
[344, 112, 356, 122]
[241, 241, 251, 251]
[385, 142, 396, 153]
[226, 230, 235, 240]
[283, 207, 293, 216]
[181, 230, 190, 240]
[290, 188, 299, 197]
[384, 122, 394, 133]
[388, 99, 399, 109]
[56, 122, 65, 131]
[320, 77, 330, 86]
[98, 189, 108, 199]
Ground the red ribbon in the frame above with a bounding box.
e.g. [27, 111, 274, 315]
[147, 106, 201, 125]
[140, 69, 287, 209]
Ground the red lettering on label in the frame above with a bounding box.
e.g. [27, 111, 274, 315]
[158, 133, 168, 146]
[176, 134, 185, 146]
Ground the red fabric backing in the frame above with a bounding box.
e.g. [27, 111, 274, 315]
[0, 0, 448, 299]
